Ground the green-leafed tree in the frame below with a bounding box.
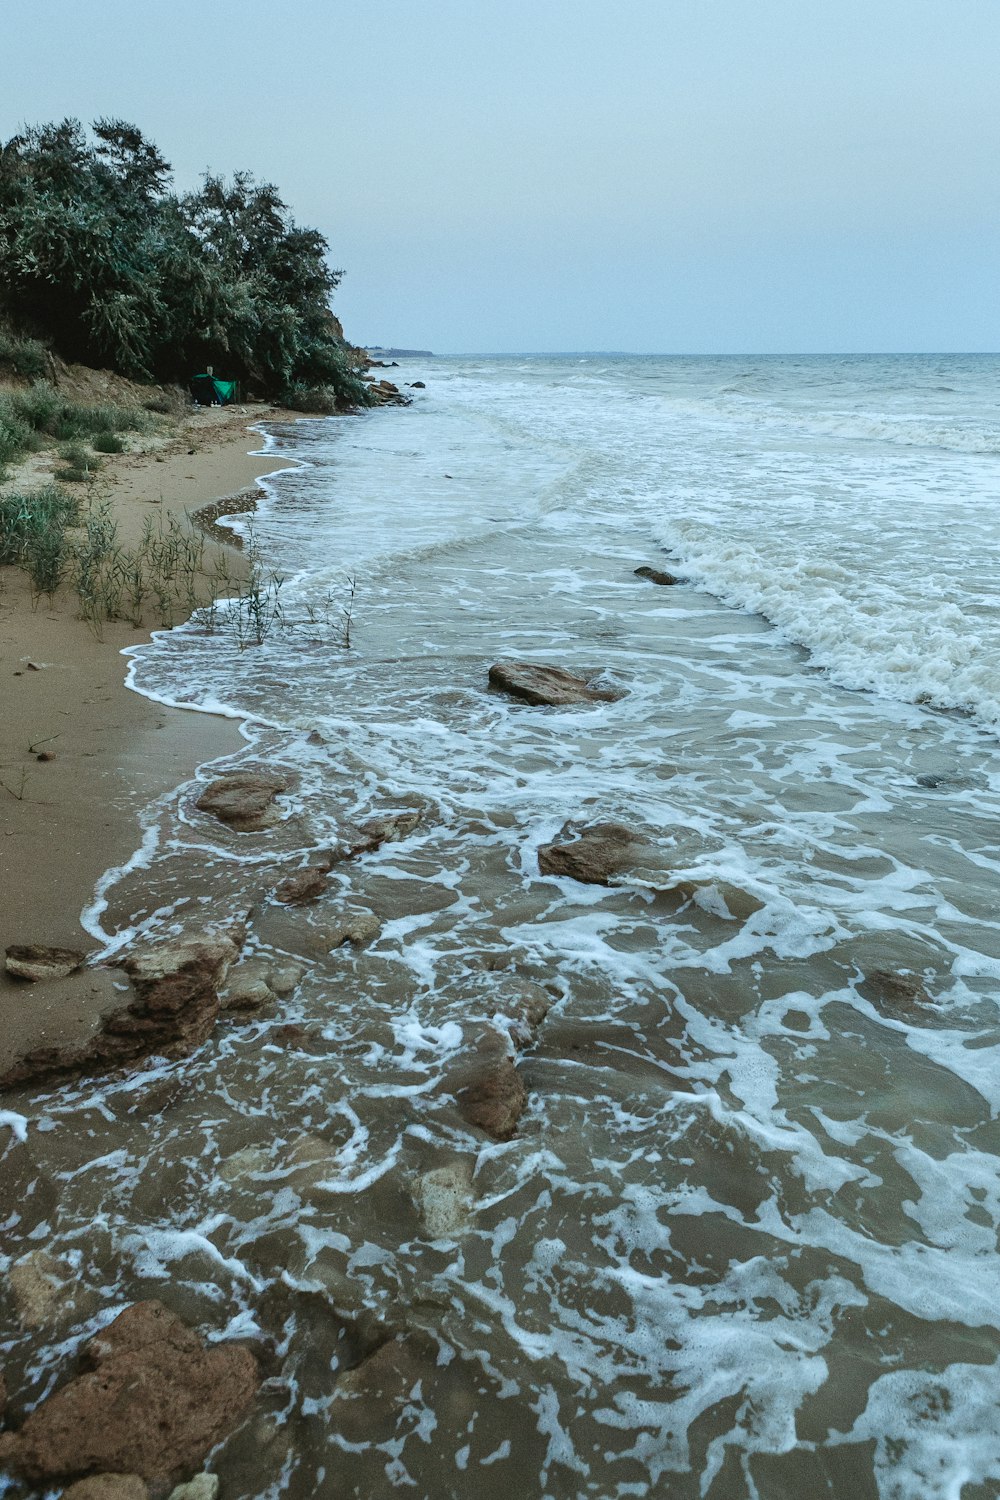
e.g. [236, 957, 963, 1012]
[0, 118, 368, 408]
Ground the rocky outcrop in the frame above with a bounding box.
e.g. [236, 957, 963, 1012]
[538, 821, 648, 885]
[5, 945, 85, 982]
[0, 931, 241, 1091]
[488, 661, 623, 707]
[365, 378, 412, 407]
[634, 564, 680, 585]
[195, 771, 289, 832]
[0, 1300, 258, 1488]
[444, 1030, 527, 1140]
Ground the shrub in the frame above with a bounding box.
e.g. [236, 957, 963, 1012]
[0, 486, 79, 566]
[0, 332, 49, 379]
[0, 120, 369, 406]
[92, 430, 125, 453]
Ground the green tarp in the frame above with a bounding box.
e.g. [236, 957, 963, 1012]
[190, 374, 238, 405]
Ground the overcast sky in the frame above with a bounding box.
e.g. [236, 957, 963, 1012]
[3, 0, 999, 353]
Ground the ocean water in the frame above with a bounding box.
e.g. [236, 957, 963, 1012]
[4, 353, 1000, 1499]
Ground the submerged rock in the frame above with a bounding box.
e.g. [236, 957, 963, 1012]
[319, 911, 382, 950]
[5, 944, 86, 983]
[486, 980, 553, 1050]
[444, 1030, 527, 1140]
[62, 1477, 149, 1500]
[168, 1473, 219, 1500]
[356, 809, 423, 848]
[634, 564, 681, 585]
[328, 1336, 434, 1441]
[538, 821, 648, 885]
[7, 1249, 78, 1329]
[488, 660, 623, 706]
[219, 965, 274, 1014]
[0, 1300, 258, 1487]
[272, 867, 329, 905]
[195, 771, 289, 832]
[417, 1161, 476, 1239]
[859, 969, 932, 1013]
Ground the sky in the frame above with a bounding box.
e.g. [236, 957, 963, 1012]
[3, 0, 999, 354]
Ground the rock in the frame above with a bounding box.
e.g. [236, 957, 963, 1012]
[7, 1250, 76, 1328]
[0, 1370, 6, 1420]
[319, 911, 381, 951]
[272, 868, 328, 905]
[168, 1472, 219, 1500]
[0, 931, 242, 1091]
[356, 809, 422, 849]
[5, 944, 85, 983]
[62, 1476, 149, 1500]
[218, 1146, 271, 1184]
[859, 969, 931, 1012]
[195, 771, 289, 832]
[445, 1031, 527, 1140]
[219, 961, 274, 1014]
[269, 1023, 317, 1048]
[486, 981, 553, 1050]
[410, 380, 426, 388]
[538, 821, 648, 885]
[0, 1300, 258, 1487]
[634, 564, 680, 585]
[267, 962, 304, 997]
[488, 661, 623, 707]
[328, 1338, 432, 1441]
[417, 1161, 475, 1238]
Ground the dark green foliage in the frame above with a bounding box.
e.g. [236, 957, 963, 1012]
[0, 119, 369, 407]
[91, 430, 125, 453]
[0, 331, 49, 379]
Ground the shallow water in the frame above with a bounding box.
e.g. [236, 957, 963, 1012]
[4, 355, 1000, 1498]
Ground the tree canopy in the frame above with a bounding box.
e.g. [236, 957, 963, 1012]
[0, 118, 368, 407]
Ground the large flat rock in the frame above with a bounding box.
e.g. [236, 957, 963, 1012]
[488, 661, 623, 707]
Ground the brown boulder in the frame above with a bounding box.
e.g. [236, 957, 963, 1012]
[445, 1031, 527, 1140]
[488, 661, 623, 707]
[0, 1300, 257, 1487]
[272, 868, 328, 905]
[355, 809, 422, 849]
[538, 821, 647, 885]
[634, 564, 680, 586]
[5, 945, 86, 983]
[195, 772, 289, 832]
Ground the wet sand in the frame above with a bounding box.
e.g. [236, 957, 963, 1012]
[0, 408, 297, 1072]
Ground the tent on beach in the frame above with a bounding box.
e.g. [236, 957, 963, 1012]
[190, 373, 239, 405]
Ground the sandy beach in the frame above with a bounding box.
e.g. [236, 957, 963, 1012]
[0, 406, 297, 1072]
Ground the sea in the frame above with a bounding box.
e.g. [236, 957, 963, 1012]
[4, 353, 1000, 1499]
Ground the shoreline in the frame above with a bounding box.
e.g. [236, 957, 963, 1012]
[0, 407, 299, 1075]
